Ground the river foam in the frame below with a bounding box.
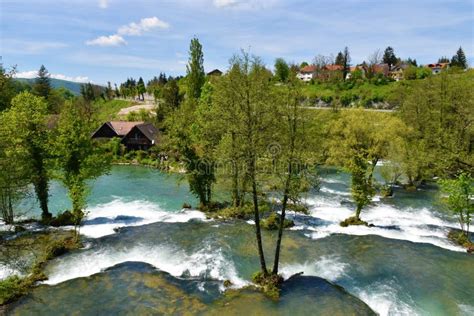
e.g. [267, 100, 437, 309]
[44, 242, 247, 289]
[281, 255, 348, 282]
[299, 194, 464, 252]
[356, 281, 420, 316]
[73, 199, 207, 238]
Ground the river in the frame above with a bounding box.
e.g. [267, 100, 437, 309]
[3, 166, 474, 315]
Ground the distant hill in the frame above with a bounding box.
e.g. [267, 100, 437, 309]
[14, 78, 90, 95]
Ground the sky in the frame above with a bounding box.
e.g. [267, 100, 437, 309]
[1, 0, 473, 85]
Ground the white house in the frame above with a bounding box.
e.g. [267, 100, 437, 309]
[297, 65, 317, 82]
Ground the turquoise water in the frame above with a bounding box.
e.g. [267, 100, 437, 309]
[4, 166, 474, 315]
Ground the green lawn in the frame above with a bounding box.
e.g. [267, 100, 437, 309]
[94, 99, 134, 122]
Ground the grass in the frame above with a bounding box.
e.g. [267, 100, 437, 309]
[94, 99, 134, 122]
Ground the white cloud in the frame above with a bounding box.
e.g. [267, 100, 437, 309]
[213, 0, 238, 8]
[14, 71, 90, 83]
[211, 0, 278, 9]
[98, 0, 108, 8]
[117, 17, 169, 36]
[85, 17, 168, 47]
[86, 34, 127, 46]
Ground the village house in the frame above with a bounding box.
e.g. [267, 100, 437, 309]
[296, 65, 317, 82]
[427, 63, 449, 75]
[91, 121, 159, 151]
[389, 63, 410, 81]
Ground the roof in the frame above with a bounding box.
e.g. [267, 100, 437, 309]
[207, 69, 223, 76]
[427, 63, 449, 68]
[323, 64, 343, 71]
[133, 123, 159, 141]
[108, 121, 144, 136]
[299, 65, 317, 73]
[373, 63, 390, 73]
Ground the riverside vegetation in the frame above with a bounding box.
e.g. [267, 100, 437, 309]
[0, 38, 472, 305]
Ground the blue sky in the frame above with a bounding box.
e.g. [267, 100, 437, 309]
[1, 0, 473, 85]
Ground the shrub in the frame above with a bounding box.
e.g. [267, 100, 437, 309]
[261, 212, 294, 230]
[252, 270, 283, 300]
[49, 211, 76, 227]
[340, 216, 370, 227]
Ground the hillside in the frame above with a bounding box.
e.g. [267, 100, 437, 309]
[14, 78, 97, 95]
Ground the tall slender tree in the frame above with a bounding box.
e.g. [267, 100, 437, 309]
[186, 37, 205, 100]
[342, 46, 351, 81]
[137, 77, 146, 101]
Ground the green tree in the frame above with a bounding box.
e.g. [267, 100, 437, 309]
[213, 52, 277, 275]
[274, 58, 290, 82]
[451, 46, 468, 69]
[0, 65, 17, 112]
[186, 37, 205, 100]
[105, 82, 114, 100]
[137, 77, 146, 101]
[398, 72, 473, 178]
[0, 110, 31, 224]
[383, 46, 397, 68]
[33, 65, 51, 100]
[54, 100, 111, 228]
[1, 92, 52, 221]
[342, 47, 351, 81]
[157, 79, 182, 125]
[403, 65, 417, 80]
[271, 73, 314, 275]
[438, 56, 450, 63]
[416, 67, 432, 79]
[328, 110, 405, 225]
[439, 173, 473, 242]
[335, 52, 345, 66]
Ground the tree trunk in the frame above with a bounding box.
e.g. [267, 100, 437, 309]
[355, 204, 362, 220]
[250, 160, 267, 275]
[272, 185, 290, 275]
[231, 132, 240, 208]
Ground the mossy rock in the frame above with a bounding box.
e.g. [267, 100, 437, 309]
[261, 213, 295, 230]
[251, 270, 284, 300]
[448, 230, 473, 252]
[49, 211, 76, 227]
[340, 216, 371, 227]
[287, 203, 309, 215]
[404, 185, 417, 192]
[209, 206, 254, 220]
[182, 203, 192, 209]
[223, 280, 233, 288]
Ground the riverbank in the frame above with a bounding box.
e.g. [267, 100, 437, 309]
[0, 230, 82, 307]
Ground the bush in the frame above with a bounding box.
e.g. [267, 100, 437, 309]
[320, 95, 333, 104]
[448, 230, 472, 248]
[0, 276, 24, 305]
[261, 212, 294, 230]
[340, 216, 371, 227]
[252, 270, 283, 300]
[49, 211, 76, 227]
[340, 92, 356, 107]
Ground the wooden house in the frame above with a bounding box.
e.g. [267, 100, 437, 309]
[92, 121, 159, 151]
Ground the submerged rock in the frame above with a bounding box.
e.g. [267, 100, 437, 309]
[8, 262, 375, 315]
